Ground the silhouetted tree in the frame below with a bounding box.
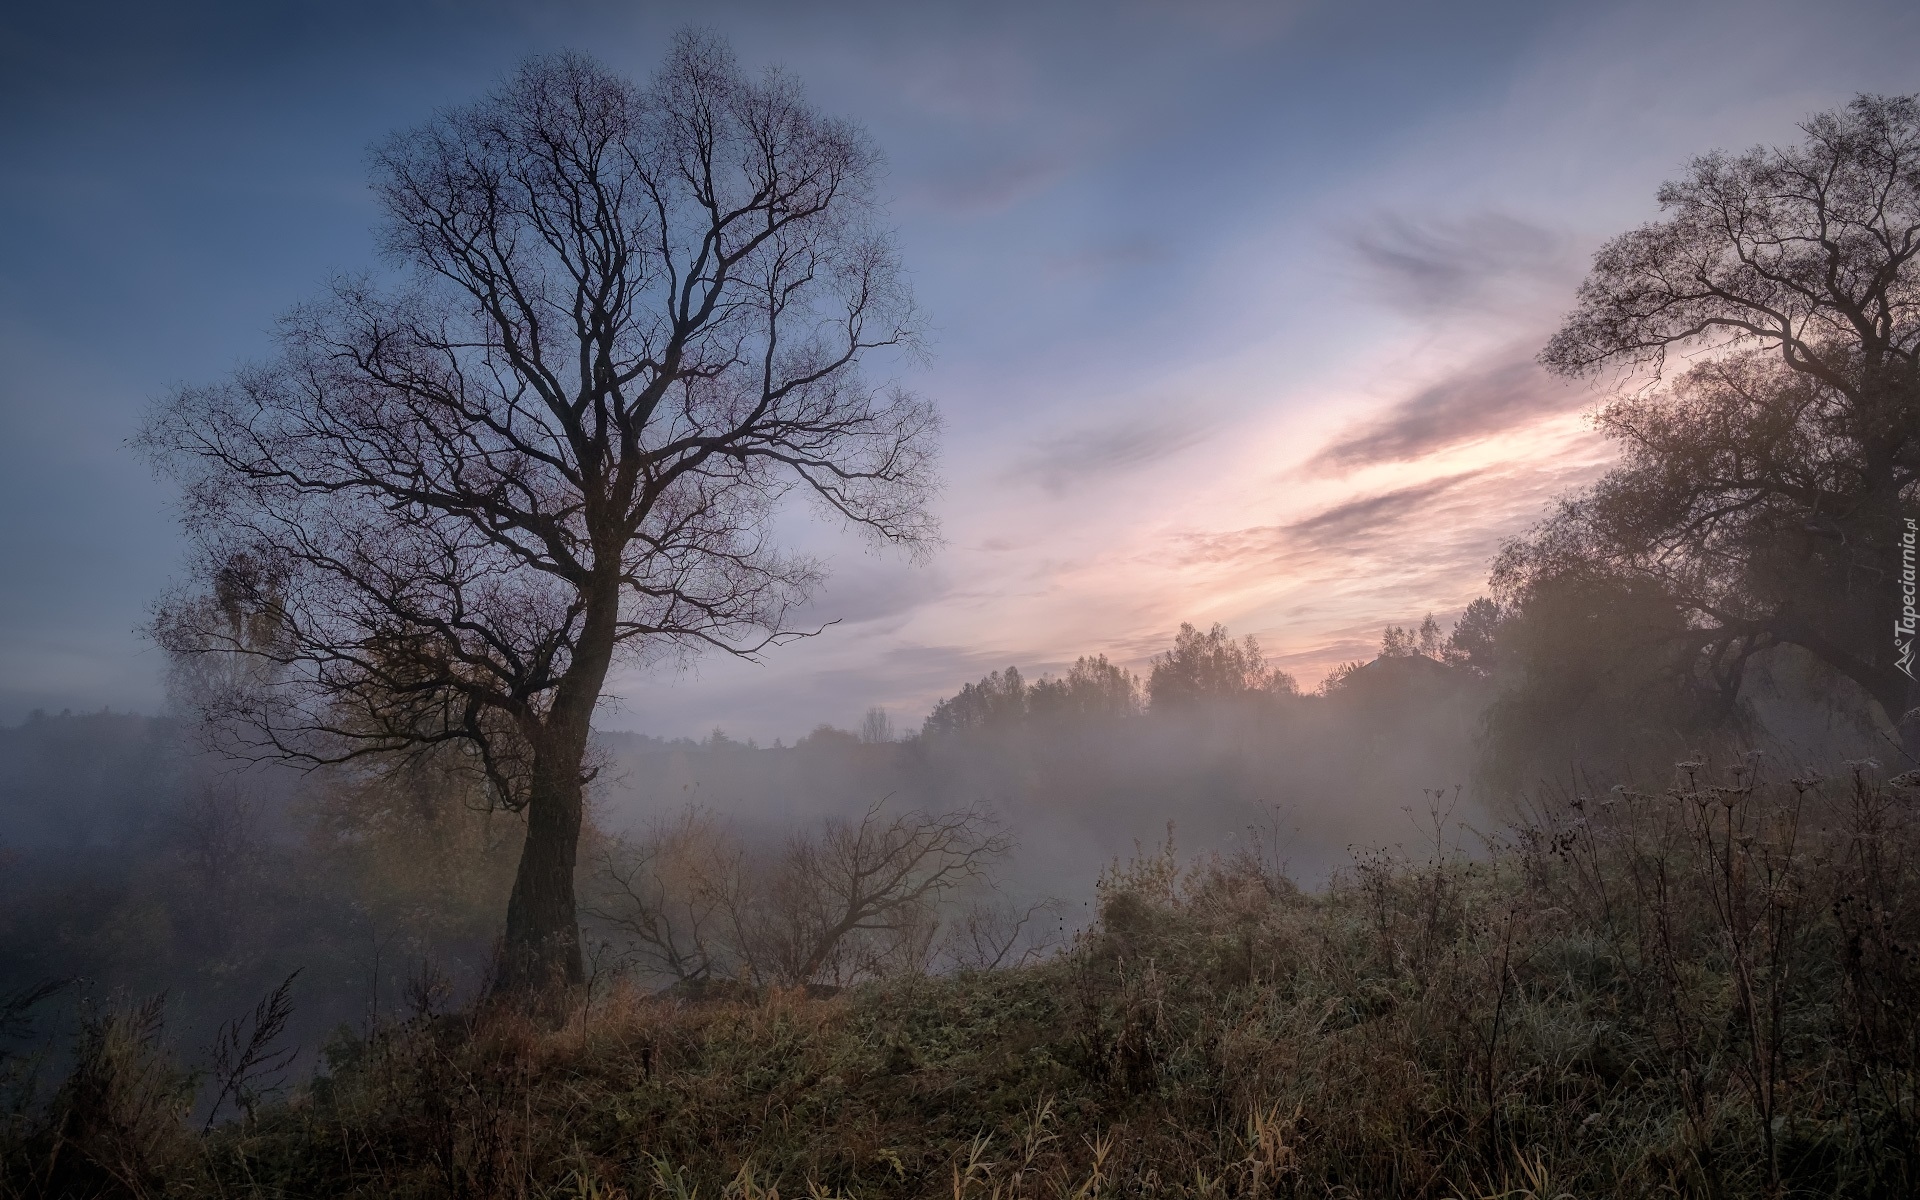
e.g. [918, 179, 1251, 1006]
[858, 707, 895, 744]
[924, 655, 1144, 735]
[141, 37, 937, 997]
[1417, 614, 1442, 658]
[1479, 571, 1721, 792]
[1027, 654, 1142, 721]
[922, 666, 1028, 735]
[796, 723, 862, 750]
[588, 807, 735, 985]
[1533, 94, 1920, 757]
[1377, 615, 1449, 661]
[1441, 598, 1506, 677]
[749, 800, 1008, 986]
[1147, 623, 1296, 709]
[1379, 625, 1416, 659]
[593, 801, 1008, 987]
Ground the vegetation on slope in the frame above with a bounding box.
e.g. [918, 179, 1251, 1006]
[7, 756, 1920, 1198]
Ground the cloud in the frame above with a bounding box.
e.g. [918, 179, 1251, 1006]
[1308, 352, 1584, 472]
[1281, 472, 1486, 550]
[1346, 211, 1575, 320]
[1009, 410, 1212, 496]
[1176, 471, 1485, 567]
[787, 560, 952, 631]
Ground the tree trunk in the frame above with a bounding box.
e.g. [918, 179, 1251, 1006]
[1815, 644, 1920, 768]
[495, 750, 587, 997]
[492, 580, 619, 1002]
[1796, 499, 1920, 768]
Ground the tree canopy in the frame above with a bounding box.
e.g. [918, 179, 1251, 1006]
[141, 36, 938, 994]
[1516, 94, 1920, 756]
[1147, 623, 1297, 710]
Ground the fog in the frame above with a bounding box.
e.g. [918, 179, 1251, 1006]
[3, 608, 1891, 1087]
[592, 658, 1484, 900]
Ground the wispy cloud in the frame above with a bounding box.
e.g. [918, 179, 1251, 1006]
[787, 560, 952, 631]
[1307, 351, 1585, 473]
[1009, 410, 1212, 496]
[1346, 211, 1577, 320]
[1282, 471, 1487, 550]
[1176, 472, 1485, 567]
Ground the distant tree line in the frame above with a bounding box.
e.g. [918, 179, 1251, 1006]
[921, 623, 1301, 736]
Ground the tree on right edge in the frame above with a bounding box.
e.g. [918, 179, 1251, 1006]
[1517, 94, 1920, 759]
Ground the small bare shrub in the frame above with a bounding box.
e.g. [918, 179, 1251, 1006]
[202, 971, 299, 1130]
[591, 800, 1012, 990]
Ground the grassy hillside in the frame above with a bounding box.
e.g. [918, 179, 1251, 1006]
[7, 758, 1919, 1198]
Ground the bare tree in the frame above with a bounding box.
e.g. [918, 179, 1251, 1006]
[937, 896, 1061, 972]
[586, 807, 737, 984]
[592, 801, 1009, 988]
[858, 706, 894, 744]
[750, 800, 1010, 986]
[139, 36, 938, 997]
[0, 979, 69, 1054]
[1534, 94, 1920, 755]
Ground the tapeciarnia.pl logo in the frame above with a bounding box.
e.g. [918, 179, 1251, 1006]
[1900, 517, 1917, 680]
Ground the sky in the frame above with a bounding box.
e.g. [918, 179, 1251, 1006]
[2, 0, 1917, 740]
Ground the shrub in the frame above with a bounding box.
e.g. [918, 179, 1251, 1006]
[7, 757, 1919, 1197]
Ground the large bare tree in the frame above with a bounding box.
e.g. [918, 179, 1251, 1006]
[1526, 94, 1920, 756]
[140, 36, 939, 995]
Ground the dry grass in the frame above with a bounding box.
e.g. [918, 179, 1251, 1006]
[5, 756, 1918, 1198]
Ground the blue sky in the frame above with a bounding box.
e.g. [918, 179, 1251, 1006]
[3, 0, 1917, 738]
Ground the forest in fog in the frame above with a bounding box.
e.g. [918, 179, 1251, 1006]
[0, 599, 1888, 1075]
[2, 13, 1917, 1198]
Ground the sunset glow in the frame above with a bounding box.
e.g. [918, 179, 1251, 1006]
[3, 0, 1914, 738]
